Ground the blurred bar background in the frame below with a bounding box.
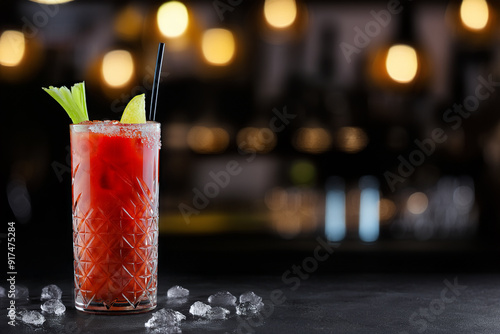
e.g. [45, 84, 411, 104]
[2, 0, 500, 274]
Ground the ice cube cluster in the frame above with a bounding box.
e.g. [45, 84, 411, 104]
[167, 285, 189, 299]
[16, 284, 66, 327]
[236, 292, 265, 316]
[189, 301, 231, 320]
[41, 284, 63, 301]
[208, 291, 237, 307]
[15, 282, 265, 333]
[189, 301, 212, 317]
[41, 299, 66, 316]
[40, 284, 66, 316]
[145, 308, 185, 333]
[19, 310, 45, 326]
[185, 290, 264, 322]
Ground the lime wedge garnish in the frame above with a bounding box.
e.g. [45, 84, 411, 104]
[42, 82, 89, 124]
[120, 94, 146, 124]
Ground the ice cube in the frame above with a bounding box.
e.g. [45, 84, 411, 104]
[236, 301, 265, 316]
[239, 291, 262, 305]
[167, 285, 189, 299]
[19, 310, 45, 325]
[208, 291, 237, 307]
[14, 285, 29, 300]
[145, 308, 185, 333]
[41, 299, 66, 315]
[207, 306, 230, 320]
[0, 286, 6, 298]
[41, 284, 63, 301]
[189, 301, 212, 317]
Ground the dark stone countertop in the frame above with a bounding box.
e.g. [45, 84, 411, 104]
[1, 273, 500, 334]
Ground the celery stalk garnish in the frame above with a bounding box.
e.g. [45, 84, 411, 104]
[42, 82, 89, 124]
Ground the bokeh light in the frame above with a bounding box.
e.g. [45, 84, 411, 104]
[201, 28, 236, 66]
[336, 127, 368, 153]
[453, 186, 474, 207]
[407, 192, 429, 215]
[157, 1, 189, 38]
[29, 0, 74, 4]
[0, 31, 25, 67]
[293, 127, 332, 154]
[379, 198, 397, 223]
[265, 187, 288, 211]
[264, 0, 298, 29]
[101, 50, 134, 88]
[266, 187, 322, 238]
[460, 0, 489, 31]
[358, 176, 380, 242]
[289, 160, 316, 185]
[237, 127, 277, 154]
[163, 123, 190, 150]
[187, 126, 229, 154]
[114, 5, 144, 40]
[385, 44, 419, 84]
[325, 177, 346, 242]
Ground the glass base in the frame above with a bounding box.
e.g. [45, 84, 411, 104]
[75, 300, 157, 315]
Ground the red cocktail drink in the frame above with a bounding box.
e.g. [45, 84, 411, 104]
[70, 121, 160, 314]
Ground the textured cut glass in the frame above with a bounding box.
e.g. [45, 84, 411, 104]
[71, 121, 160, 314]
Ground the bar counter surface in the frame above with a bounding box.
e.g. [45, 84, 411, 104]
[2, 236, 500, 333]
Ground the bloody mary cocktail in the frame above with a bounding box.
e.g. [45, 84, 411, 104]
[71, 121, 160, 314]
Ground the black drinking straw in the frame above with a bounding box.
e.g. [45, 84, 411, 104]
[149, 42, 165, 121]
